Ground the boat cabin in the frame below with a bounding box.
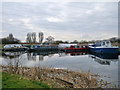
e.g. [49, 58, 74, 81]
[100, 40, 111, 47]
[65, 45, 89, 52]
[68, 45, 88, 49]
[89, 40, 112, 47]
[4, 44, 24, 49]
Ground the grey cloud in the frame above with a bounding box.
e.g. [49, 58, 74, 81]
[2, 2, 118, 41]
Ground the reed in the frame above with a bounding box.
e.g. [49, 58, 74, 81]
[1, 64, 116, 88]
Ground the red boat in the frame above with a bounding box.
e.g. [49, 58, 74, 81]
[65, 45, 89, 52]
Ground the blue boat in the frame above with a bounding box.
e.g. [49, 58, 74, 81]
[89, 40, 118, 54]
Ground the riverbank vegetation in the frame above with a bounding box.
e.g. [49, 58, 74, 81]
[1, 65, 116, 88]
[2, 72, 50, 88]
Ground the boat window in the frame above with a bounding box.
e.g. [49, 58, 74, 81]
[71, 46, 74, 48]
[74, 46, 77, 48]
[37, 46, 40, 48]
[107, 41, 109, 45]
[103, 42, 105, 46]
[77, 46, 79, 48]
[35, 46, 37, 48]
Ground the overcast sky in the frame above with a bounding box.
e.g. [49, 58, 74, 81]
[2, 2, 118, 42]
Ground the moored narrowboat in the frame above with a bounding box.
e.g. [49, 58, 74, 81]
[27, 45, 59, 52]
[65, 45, 89, 52]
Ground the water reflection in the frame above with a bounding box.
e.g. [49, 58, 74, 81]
[27, 51, 63, 61]
[1, 51, 119, 67]
[0, 51, 119, 86]
[1, 52, 25, 74]
[1, 51, 119, 66]
[90, 52, 118, 59]
[1, 51, 119, 61]
[65, 52, 88, 56]
[1, 51, 25, 59]
[89, 52, 119, 65]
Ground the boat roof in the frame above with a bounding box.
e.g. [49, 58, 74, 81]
[4, 44, 23, 48]
[71, 45, 88, 46]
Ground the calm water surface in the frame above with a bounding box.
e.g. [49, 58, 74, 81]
[0, 51, 119, 86]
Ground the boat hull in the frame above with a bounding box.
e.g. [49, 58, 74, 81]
[89, 47, 118, 54]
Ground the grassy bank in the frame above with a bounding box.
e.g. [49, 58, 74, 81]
[0, 44, 4, 49]
[2, 65, 115, 88]
[1, 62, 117, 88]
[2, 72, 50, 88]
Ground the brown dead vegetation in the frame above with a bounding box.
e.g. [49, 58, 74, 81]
[1, 65, 116, 88]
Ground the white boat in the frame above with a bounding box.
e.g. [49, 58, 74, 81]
[3, 44, 27, 51]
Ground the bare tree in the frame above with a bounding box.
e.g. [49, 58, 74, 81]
[26, 32, 43, 43]
[46, 36, 54, 44]
[1, 33, 20, 44]
[31, 32, 36, 43]
[8, 33, 14, 41]
[39, 32, 44, 43]
[26, 32, 32, 43]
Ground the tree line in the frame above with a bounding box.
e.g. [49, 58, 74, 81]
[0, 33, 119, 44]
[0, 34, 20, 44]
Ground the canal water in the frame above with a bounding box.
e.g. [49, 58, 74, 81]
[0, 51, 119, 86]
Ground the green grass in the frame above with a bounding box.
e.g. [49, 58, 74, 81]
[0, 44, 4, 49]
[2, 72, 50, 88]
[119, 48, 120, 52]
[0, 72, 2, 89]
